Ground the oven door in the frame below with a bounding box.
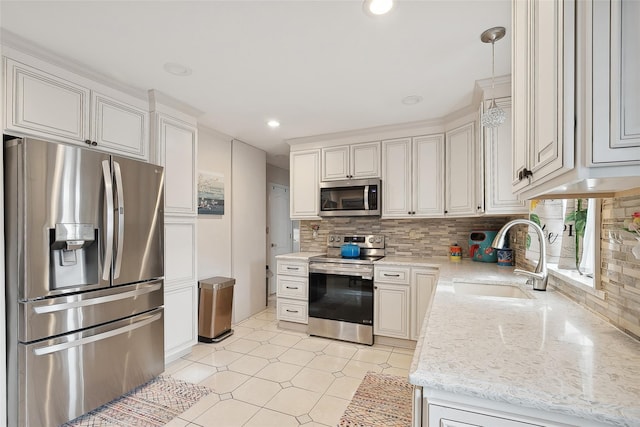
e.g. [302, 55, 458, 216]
[308, 271, 373, 326]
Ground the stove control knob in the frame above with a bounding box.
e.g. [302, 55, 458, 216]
[335, 236, 341, 242]
[375, 237, 382, 243]
[369, 237, 374, 243]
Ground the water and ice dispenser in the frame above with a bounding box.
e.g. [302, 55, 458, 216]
[49, 223, 99, 290]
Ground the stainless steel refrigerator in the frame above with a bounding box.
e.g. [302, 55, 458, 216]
[4, 137, 165, 427]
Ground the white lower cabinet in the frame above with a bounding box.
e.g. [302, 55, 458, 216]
[428, 404, 542, 427]
[276, 258, 309, 324]
[374, 282, 410, 339]
[164, 283, 197, 363]
[374, 264, 438, 341]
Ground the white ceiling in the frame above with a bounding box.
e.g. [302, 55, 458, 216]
[0, 1, 511, 169]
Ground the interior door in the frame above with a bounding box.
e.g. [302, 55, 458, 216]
[111, 156, 164, 286]
[268, 183, 292, 294]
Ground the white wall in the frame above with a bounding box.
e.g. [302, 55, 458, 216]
[232, 140, 267, 322]
[267, 164, 289, 187]
[197, 127, 233, 280]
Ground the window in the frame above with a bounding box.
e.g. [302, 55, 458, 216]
[526, 198, 599, 290]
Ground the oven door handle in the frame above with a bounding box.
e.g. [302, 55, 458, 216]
[309, 264, 373, 279]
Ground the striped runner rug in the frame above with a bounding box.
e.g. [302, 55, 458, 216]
[338, 372, 413, 427]
[63, 376, 213, 427]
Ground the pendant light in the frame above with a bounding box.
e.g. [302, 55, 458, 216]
[480, 26, 506, 128]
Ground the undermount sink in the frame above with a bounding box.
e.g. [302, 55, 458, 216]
[453, 281, 531, 299]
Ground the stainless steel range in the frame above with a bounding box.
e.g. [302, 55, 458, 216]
[308, 235, 385, 345]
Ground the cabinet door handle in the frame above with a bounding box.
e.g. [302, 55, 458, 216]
[285, 286, 298, 289]
[383, 273, 400, 277]
[85, 139, 92, 145]
[286, 267, 299, 271]
[285, 309, 299, 313]
[91, 141, 98, 146]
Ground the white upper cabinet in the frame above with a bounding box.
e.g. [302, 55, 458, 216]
[382, 135, 444, 218]
[3, 53, 149, 160]
[321, 141, 380, 181]
[90, 91, 149, 159]
[589, 0, 640, 165]
[512, 0, 575, 195]
[155, 113, 198, 215]
[483, 98, 528, 214]
[445, 122, 477, 216]
[290, 149, 320, 219]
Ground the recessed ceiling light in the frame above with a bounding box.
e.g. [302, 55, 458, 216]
[402, 95, 423, 105]
[267, 120, 281, 128]
[363, 0, 394, 16]
[163, 62, 192, 76]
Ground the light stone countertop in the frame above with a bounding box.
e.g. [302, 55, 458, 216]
[275, 252, 325, 261]
[408, 259, 640, 426]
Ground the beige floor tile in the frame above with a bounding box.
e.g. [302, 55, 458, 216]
[199, 370, 250, 393]
[224, 338, 261, 354]
[323, 341, 359, 359]
[244, 408, 300, 427]
[253, 311, 278, 321]
[172, 363, 218, 384]
[176, 392, 221, 421]
[324, 375, 363, 400]
[228, 354, 270, 375]
[232, 377, 282, 407]
[183, 343, 218, 361]
[197, 349, 243, 367]
[291, 367, 336, 393]
[351, 347, 391, 364]
[255, 361, 302, 382]
[164, 358, 194, 375]
[383, 366, 409, 377]
[238, 318, 271, 329]
[269, 332, 303, 348]
[293, 337, 331, 352]
[300, 423, 332, 427]
[388, 352, 413, 369]
[193, 399, 259, 427]
[309, 394, 350, 426]
[306, 354, 349, 373]
[392, 346, 416, 355]
[248, 343, 288, 359]
[341, 359, 383, 379]
[163, 416, 191, 427]
[231, 325, 255, 338]
[264, 386, 322, 416]
[243, 330, 278, 342]
[278, 348, 317, 366]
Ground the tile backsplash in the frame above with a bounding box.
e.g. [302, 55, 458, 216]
[300, 216, 515, 258]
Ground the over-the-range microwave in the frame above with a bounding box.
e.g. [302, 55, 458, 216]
[319, 178, 380, 217]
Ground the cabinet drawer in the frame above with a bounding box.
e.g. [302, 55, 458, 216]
[277, 299, 308, 323]
[277, 261, 308, 277]
[375, 266, 410, 284]
[277, 276, 308, 300]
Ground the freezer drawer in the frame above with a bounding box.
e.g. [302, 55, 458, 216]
[18, 279, 163, 342]
[13, 309, 164, 427]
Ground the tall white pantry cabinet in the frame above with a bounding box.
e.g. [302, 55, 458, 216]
[150, 97, 199, 363]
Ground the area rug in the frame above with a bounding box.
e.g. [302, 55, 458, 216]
[338, 372, 413, 427]
[63, 376, 213, 427]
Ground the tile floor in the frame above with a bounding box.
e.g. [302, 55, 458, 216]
[163, 304, 414, 427]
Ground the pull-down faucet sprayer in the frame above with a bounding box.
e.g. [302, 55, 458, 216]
[492, 219, 548, 291]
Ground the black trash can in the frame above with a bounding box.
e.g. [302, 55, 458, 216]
[198, 276, 235, 343]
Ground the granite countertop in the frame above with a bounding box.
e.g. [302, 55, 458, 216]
[409, 259, 640, 426]
[275, 252, 325, 260]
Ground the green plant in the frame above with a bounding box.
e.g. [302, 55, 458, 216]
[564, 199, 588, 273]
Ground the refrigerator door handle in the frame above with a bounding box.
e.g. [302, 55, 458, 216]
[32, 281, 162, 314]
[101, 160, 114, 281]
[113, 161, 125, 279]
[32, 312, 162, 356]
